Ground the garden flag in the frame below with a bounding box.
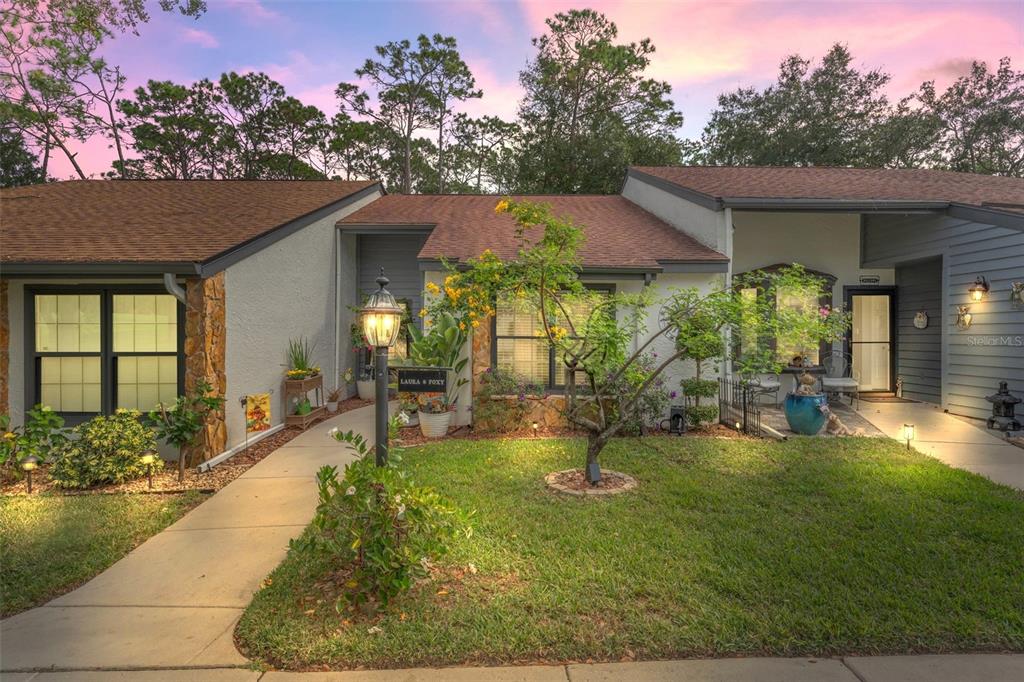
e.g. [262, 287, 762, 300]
[245, 393, 271, 434]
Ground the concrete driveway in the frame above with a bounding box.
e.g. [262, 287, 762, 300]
[0, 403, 382, 673]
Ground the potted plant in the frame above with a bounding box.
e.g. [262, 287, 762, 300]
[399, 392, 419, 427]
[326, 387, 343, 413]
[417, 394, 454, 437]
[356, 363, 375, 401]
[285, 337, 320, 380]
[407, 312, 470, 438]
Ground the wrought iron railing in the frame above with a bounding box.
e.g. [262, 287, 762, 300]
[718, 378, 762, 437]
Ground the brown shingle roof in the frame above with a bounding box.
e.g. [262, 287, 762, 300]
[632, 166, 1024, 208]
[339, 194, 728, 269]
[1, 179, 377, 265]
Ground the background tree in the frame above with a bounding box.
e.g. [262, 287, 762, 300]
[915, 57, 1024, 176]
[117, 79, 223, 179]
[0, 125, 46, 186]
[446, 114, 520, 193]
[515, 9, 683, 193]
[1, 0, 205, 178]
[695, 44, 907, 167]
[338, 34, 473, 193]
[427, 37, 480, 193]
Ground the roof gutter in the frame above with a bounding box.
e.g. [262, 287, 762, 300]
[0, 262, 200, 277]
[163, 272, 187, 304]
[721, 197, 949, 212]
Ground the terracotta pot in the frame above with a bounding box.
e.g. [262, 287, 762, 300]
[419, 411, 452, 438]
[356, 380, 375, 401]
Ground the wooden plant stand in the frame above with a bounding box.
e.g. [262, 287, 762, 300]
[283, 374, 326, 429]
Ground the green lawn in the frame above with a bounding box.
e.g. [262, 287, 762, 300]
[0, 492, 207, 616]
[237, 436, 1024, 669]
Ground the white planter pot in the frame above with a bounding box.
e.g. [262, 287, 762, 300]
[419, 411, 452, 438]
[326, 401, 339, 413]
[356, 380, 375, 401]
[403, 411, 419, 427]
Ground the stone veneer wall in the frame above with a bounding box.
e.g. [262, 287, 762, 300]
[470, 317, 568, 429]
[183, 273, 227, 464]
[0, 279, 8, 417]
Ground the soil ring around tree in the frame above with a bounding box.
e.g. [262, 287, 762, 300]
[545, 468, 638, 496]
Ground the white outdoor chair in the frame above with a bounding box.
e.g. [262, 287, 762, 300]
[747, 373, 781, 408]
[822, 352, 860, 409]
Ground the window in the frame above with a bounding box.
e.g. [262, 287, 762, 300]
[492, 286, 612, 389]
[734, 265, 836, 367]
[35, 295, 102, 413]
[113, 295, 180, 411]
[28, 287, 183, 420]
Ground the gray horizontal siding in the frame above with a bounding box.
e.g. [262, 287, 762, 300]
[358, 234, 429, 321]
[863, 214, 1024, 419]
[895, 258, 942, 403]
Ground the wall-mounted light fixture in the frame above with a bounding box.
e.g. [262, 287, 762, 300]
[955, 305, 973, 330]
[902, 423, 915, 450]
[968, 275, 990, 302]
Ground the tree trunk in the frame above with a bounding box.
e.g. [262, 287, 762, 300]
[178, 447, 185, 483]
[585, 432, 605, 484]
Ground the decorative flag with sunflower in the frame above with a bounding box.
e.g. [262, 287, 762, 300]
[245, 393, 271, 433]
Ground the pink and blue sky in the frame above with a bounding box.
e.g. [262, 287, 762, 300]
[60, 0, 1024, 178]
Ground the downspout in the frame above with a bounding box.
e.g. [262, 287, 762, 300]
[163, 273, 186, 304]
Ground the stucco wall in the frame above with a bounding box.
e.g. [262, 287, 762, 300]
[223, 189, 381, 452]
[621, 175, 729, 254]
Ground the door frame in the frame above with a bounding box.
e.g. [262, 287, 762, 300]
[843, 285, 897, 394]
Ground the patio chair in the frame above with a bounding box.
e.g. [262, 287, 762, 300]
[822, 352, 860, 409]
[746, 373, 781, 408]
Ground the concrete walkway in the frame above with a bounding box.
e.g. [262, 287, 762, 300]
[857, 401, 1023, 489]
[0, 404, 381, 673]
[2, 654, 1022, 681]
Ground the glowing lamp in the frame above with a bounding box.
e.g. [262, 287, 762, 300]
[141, 451, 158, 489]
[21, 455, 39, 494]
[361, 270, 404, 349]
[903, 423, 915, 450]
[968, 275, 990, 302]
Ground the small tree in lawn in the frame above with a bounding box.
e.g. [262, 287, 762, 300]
[675, 290, 729, 428]
[145, 381, 225, 483]
[425, 199, 849, 484]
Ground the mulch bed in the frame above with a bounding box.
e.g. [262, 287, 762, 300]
[1, 398, 375, 497]
[545, 468, 638, 496]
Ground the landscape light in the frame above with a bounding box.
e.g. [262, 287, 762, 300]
[903, 423, 915, 450]
[141, 451, 158, 489]
[21, 455, 39, 494]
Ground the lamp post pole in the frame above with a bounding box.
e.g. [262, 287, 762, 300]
[375, 343, 389, 467]
[361, 268, 403, 469]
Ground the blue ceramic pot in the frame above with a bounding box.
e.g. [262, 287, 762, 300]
[783, 393, 828, 435]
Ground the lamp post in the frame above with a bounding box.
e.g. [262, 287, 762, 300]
[21, 455, 39, 494]
[361, 268, 404, 467]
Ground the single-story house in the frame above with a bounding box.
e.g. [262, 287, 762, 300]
[2, 167, 1021, 463]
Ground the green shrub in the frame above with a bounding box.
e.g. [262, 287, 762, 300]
[50, 410, 159, 489]
[680, 378, 717, 401]
[681, 378, 719, 428]
[1, 407, 67, 482]
[685, 404, 719, 429]
[300, 430, 469, 615]
[472, 368, 542, 433]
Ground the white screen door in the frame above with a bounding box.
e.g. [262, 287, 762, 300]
[851, 293, 892, 392]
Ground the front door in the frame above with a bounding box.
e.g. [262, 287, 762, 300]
[847, 288, 895, 393]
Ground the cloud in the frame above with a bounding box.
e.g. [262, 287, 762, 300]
[221, 0, 283, 24]
[180, 27, 219, 49]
